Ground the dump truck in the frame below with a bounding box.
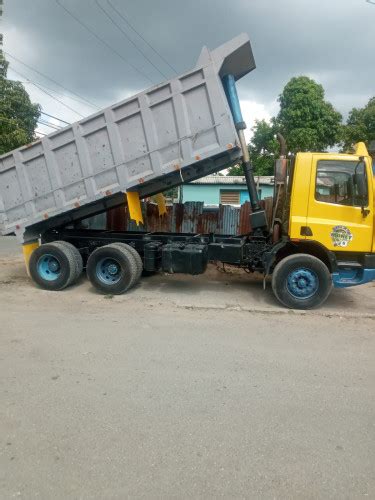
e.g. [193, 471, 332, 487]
[1, 34, 374, 309]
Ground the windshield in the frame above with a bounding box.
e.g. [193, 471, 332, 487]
[315, 160, 368, 207]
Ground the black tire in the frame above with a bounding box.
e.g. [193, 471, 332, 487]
[108, 243, 139, 289]
[271, 253, 332, 309]
[86, 243, 138, 294]
[110, 243, 143, 283]
[29, 242, 76, 291]
[54, 241, 83, 285]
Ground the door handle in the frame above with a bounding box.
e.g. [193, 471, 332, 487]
[361, 207, 370, 217]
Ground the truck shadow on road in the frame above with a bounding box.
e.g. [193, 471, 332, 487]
[3, 258, 367, 315]
[129, 267, 363, 313]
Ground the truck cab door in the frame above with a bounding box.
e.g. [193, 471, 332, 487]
[305, 154, 373, 253]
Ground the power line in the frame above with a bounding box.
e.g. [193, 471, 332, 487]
[19, 77, 84, 118]
[40, 111, 70, 125]
[37, 120, 62, 130]
[54, 0, 154, 85]
[4, 51, 100, 109]
[21, 77, 98, 109]
[13, 93, 72, 125]
[12, 74, 96, 109]
[95, 0, 168, 79]
[107, 0, 178, 75]
[9, 66, 85, 118]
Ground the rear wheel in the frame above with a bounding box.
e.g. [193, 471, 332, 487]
[53, 241, 83, 285]
[272, 253, 332, 309]
[86, 244, 138, 294]
[110, 242, 143, 282]
[29, 242, 76, 291]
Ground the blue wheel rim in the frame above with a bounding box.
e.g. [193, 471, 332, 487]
[287, 267, 319, 299]
[96, 257, 122, 285]
[37, 254, 61, 281]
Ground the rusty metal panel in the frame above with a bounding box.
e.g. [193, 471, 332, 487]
[106, 206, 126, 231]
[145, 203, 173, 232]
[263, 197, 274, 228]
[238, 201, 251, 234]
[197, 207, 219, 234]
[181, 202, 204, 233]
[106, 200, 273, 236]
[172, 203, 184, 233]
[218, 205, 239, 234]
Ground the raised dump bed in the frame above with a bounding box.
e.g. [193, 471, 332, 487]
[0, 33, 255, 242]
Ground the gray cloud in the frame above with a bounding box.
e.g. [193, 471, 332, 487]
[3, 0, 374, 130]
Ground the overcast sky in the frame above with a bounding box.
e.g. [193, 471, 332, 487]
[2, 0, 374, 139]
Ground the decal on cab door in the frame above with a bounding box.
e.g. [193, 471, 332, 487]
[330, 225, 353, 248]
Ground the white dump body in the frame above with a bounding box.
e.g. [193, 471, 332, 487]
[0, 34, 255, 240]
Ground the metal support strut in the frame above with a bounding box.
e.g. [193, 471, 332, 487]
[222, 74, 268, 231]
[237, 129, 262, 213]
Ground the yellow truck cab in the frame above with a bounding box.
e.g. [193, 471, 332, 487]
[290, 143, 374, 253]
[268, 142, 375, 307]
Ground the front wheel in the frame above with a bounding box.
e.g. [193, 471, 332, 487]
[271, 254, 332, 309]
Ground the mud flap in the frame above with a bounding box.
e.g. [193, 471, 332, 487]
[153, 193, 167, 216]
[126, 192, 143, 225]
[22, 241, 40, 277]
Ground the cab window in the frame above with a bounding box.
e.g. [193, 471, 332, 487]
[315, 160, 367, 207]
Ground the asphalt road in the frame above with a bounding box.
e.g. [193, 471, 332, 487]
[0, 236, 374, 499]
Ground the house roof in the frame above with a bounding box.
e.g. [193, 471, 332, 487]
[190, 175, 274, 185]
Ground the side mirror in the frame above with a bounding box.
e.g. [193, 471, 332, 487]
[354, 158, 369, 216]
[354, 168, 367, 199]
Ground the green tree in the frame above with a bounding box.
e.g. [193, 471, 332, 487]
[227, 119, 278, 176]
[248, 119, 279, 175]
[275, 76, 342, 153]
[228, 76, 343, 177]
[341, 97, 375, 152]
[0, 51, 40, 155]
[227, 163, 244, 176]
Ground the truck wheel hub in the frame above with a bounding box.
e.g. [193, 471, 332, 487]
[107, 263, 119, 275]
[287, 268, 319, 299]
[48, 260, 60, 272]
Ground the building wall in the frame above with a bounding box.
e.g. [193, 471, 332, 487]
[182, 184, 221, 204]
[182, 183, 274, 205]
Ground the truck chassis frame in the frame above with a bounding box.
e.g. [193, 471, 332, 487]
[43, 227, 273, 274]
